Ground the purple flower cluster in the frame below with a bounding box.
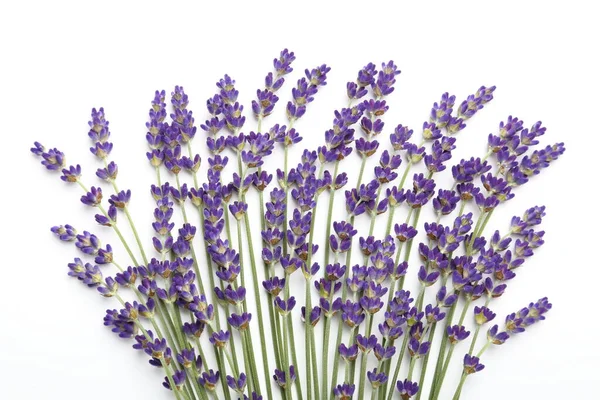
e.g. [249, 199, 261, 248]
[31, 50, 564, 400]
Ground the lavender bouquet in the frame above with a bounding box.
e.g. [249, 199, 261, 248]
[31, 49, 564, 400]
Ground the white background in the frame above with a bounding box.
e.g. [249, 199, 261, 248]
[1, 1, 598, 399]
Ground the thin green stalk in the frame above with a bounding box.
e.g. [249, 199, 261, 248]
[305, 279, 313, 400]
[384, 161, 412, 236]
[381, 207, 421, 383]
[458, 299, 472, 326]
[323, 160, 340, 268]
[321, 271, 336, 399]
[304, 164, 326, 400]
[357, 314, 374, 399]
[155, 298, 182, 355]
[477, 342, 491, 358]
[451, 374, 468, 400]
[282, 145, 289, 256]
[287, 302, 304, 400]
[329, 216, 356, 399]
[457, 200, 467, 217]
[197, 210, 222, 331]
[415, 323, 438, 400]
[243, 330, 261, 394]
[96, 212, 138, 263]
[193, 204, 230, 399]
[385, 332, 410, 400]
[467, 211, 486, 254]
[428, 297, 458, 400]
[415, 286, 426, 311]
[282, 311, 293, 400]
[234, 219, 259, 394]
[174, 178, 208, 299]
[223, 347, 240, 377]
[190, 362, 209, 400]
[432, 299, 471, 399]
[242, 214, 270, 398]
[240, 330, 255, 395]
[356, 155, 368, 190]
[368, 183, 384, 237]
[407, 357, 417, 380]
[102, 158, 149, 266]
[309, 319, 320, 400]
[155, 166, 162, 187]
[257, 165, 284, 372]
[329, 153, 368, 397]
[468, 326, 481, 355]
[432, 345, 456, 400]
[122, 206, 148, 264]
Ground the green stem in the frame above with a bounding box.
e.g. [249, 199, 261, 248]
[357, 314, 374, 399]
[323, 160, 340, 268]
[244, 330, 261, 394]
[432, 299, 471, 400]
[282, 313, 293, 400]
[457, 200, 467, 217]
[467, 211, 486, 254]
[305, 280, 313, 400]
[407, 357, 417, 380]
[257, 165, 284, 372]
[451, 374, 468, 400]
[356, 155, 367, 190]
[385, 332, 410, 400]
[329, 218, 355, 399]
[197, 209, 222, 331]
[367, 183, 384, 237]
[239, 329, 255, 395]
[123, 206, 148, 265]
[428, 297, 458, 400]
[384, 161, 412, 236]
[309, 319, 320, 400]
[242, 213, 270, 398]
[321, 274, 336, 399]
[415, 323, 438, 400]
[287, 308, 303, 399]
[432, 345, 455, 400]
[468, 326, 481, 355]
[102, 157, 149, 266]
[282, 145, 289, 256]
[174, 178, 207, 299]
[429, 299, 472, 400]
[415, 286, 426, 311]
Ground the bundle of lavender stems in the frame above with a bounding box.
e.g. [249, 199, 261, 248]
[31, 49, 564, 400]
